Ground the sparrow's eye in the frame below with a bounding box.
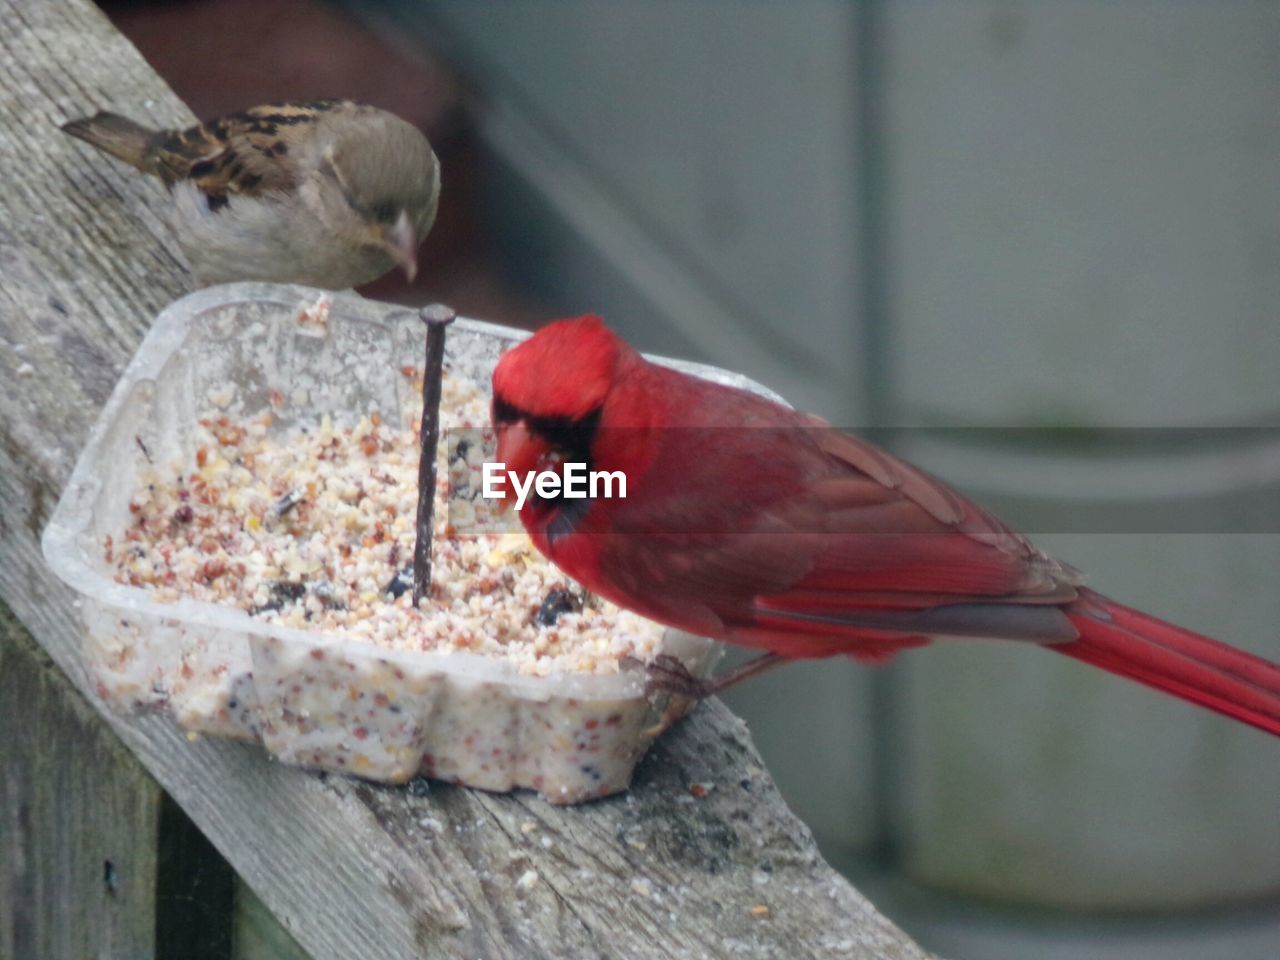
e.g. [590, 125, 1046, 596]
[368, 200, 398, 223]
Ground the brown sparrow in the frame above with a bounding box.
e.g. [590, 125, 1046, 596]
[61, 99, 440, 288]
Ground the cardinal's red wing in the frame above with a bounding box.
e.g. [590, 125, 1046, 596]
[588, 408, 1080, 649]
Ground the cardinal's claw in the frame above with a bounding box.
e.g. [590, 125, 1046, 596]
[631, 653, 794, 737]
[641, 694, 698, 739]
[618, 654, 708, 737]
[640, 653, 710, 697]
[619, 653, 707, 697]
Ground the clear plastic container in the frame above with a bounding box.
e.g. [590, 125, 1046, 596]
[41, 282, 743, 803]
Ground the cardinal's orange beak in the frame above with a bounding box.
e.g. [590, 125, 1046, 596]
[494, 420, 529, 471]
[493, 420, 548, 510]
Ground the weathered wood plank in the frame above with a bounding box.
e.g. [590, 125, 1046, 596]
[0, 604, 161, 960]
[0, 1, 933, 958]
[0, 607, 279, 959]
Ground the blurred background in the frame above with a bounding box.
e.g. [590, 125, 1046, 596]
[99, 1, 1280, 957]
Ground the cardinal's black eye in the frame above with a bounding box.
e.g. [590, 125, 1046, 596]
[492, 395, 519, 425]
[529, 406, 602, 464]
[491, 396, 603, 463]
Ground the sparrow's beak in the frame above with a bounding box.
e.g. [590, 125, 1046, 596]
[379, 210, 419, 283]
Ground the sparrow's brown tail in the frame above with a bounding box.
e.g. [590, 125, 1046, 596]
[1058, 589, 1280, 736]
[60, 112, 154, 171]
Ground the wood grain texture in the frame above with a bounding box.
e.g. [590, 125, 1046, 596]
[0, 1, 933, 957]
[0, 605, 161, 960]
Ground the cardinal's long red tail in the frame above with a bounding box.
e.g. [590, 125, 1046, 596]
[1058, 589, 1280, 736]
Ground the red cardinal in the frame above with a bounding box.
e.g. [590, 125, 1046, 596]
[490, 315, 1280, 737]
